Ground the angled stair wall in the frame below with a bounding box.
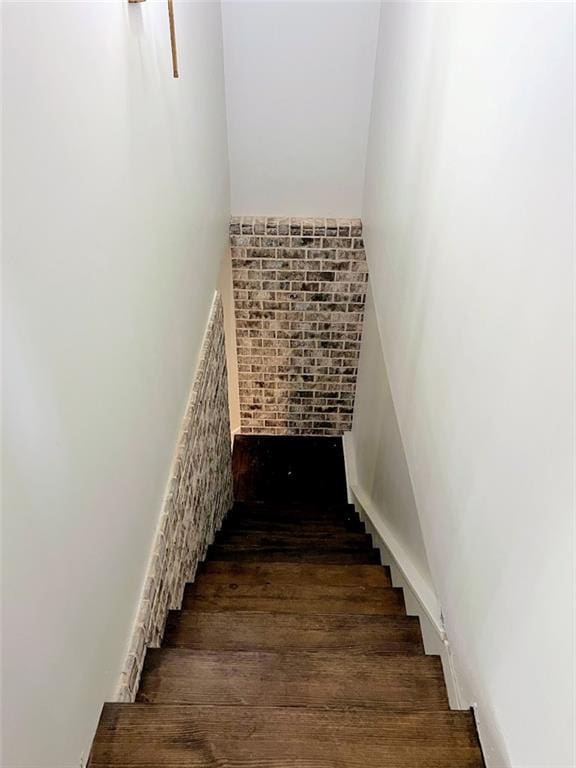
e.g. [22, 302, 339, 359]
[116, 294, 234, 702]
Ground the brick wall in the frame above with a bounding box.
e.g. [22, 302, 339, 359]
[116, 294, 233, 702]
[230, 216, 368, 435]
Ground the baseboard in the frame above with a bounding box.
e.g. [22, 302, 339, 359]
[342, 431, 464, 709]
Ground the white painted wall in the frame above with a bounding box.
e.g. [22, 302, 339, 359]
[347, 285, 458, 702]
[1, 2, 230, 765]
[362, 3, 574, 767]
[351, 285, 433, 590]
[221, 0, 380, 217]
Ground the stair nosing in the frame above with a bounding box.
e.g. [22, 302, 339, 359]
[166, 608, 416, 618]
[144, 648, 442, 663]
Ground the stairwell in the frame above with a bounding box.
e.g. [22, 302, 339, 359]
[89, 435, 485, 767]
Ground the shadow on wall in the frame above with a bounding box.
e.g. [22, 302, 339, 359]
[350, 283, 433, 589]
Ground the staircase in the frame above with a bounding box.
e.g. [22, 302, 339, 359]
[90, 436, 485, 767]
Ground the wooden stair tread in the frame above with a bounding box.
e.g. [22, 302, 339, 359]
[196, 561, 392, 587]
[184, 593, 403, 614]
[184, 583, 402, 615]
[163, 610, 422, 652]
[91, 704, 484, 767]
[222, 518, 366, 533]
[230, 499, 358, 510]
[137, 649, 449, 710]
[208, 546, 381, 563]
[214, 530, 374, 548]
[230, 501, 359, 521]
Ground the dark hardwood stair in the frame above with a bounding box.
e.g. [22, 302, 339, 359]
[183, 583, 405, 615]
[209, 544, 381, 563]
[136, 649, 449, 710]
[196, 561, 393, 587]
[223, 517, 366, 533]
[163, 610, 423, 652]
[89, 435, 484, 767]
[91, 705, 484, 768]
[215, 530, 374, 548]
[227, 501, 363, 527]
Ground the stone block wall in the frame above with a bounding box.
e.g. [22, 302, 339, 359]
[230, 216, 368, 435]
[116, 293, 233, 702]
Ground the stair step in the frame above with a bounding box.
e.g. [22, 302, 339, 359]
[223, 517, 366, 533]
[196, 561, 392, 588]
[137, 650, 449, 710]
[91, 704, 484, 767]
[215, 530, 374, 549]
[189, 562, 393, 613]
[209, 545, 381, 564]
[231, 500, 358, 521]
[184, 579, 401, 615]
[163, 611, 423, 653]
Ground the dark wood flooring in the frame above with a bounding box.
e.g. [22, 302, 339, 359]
[89, 435, 485, 767]
[232, 435, 348, 503]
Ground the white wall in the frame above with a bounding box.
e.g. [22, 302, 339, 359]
[1, 2, 230, 765]
[221, 0, 380, 217]
[362, 3, 574, 767]
[352, 285, 433, 590]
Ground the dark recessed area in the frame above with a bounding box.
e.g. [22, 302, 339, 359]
[232, 435, 348, 504]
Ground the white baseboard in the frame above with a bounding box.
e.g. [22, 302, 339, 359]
[342, 431, 464, 710]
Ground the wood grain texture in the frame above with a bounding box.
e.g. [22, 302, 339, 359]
[223, 518, 366, 534]
[208, 545, 381, 563]
[163, 611, 422, 653]
[183, 578, 403, 615]
[183, 592, 403, 615]
[137, 649, 450, 710]
[92, 704, 485, 767]
[195, 561, 392, 588]
[214, 530, 374, 549]
[229, 500, 359, 521]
